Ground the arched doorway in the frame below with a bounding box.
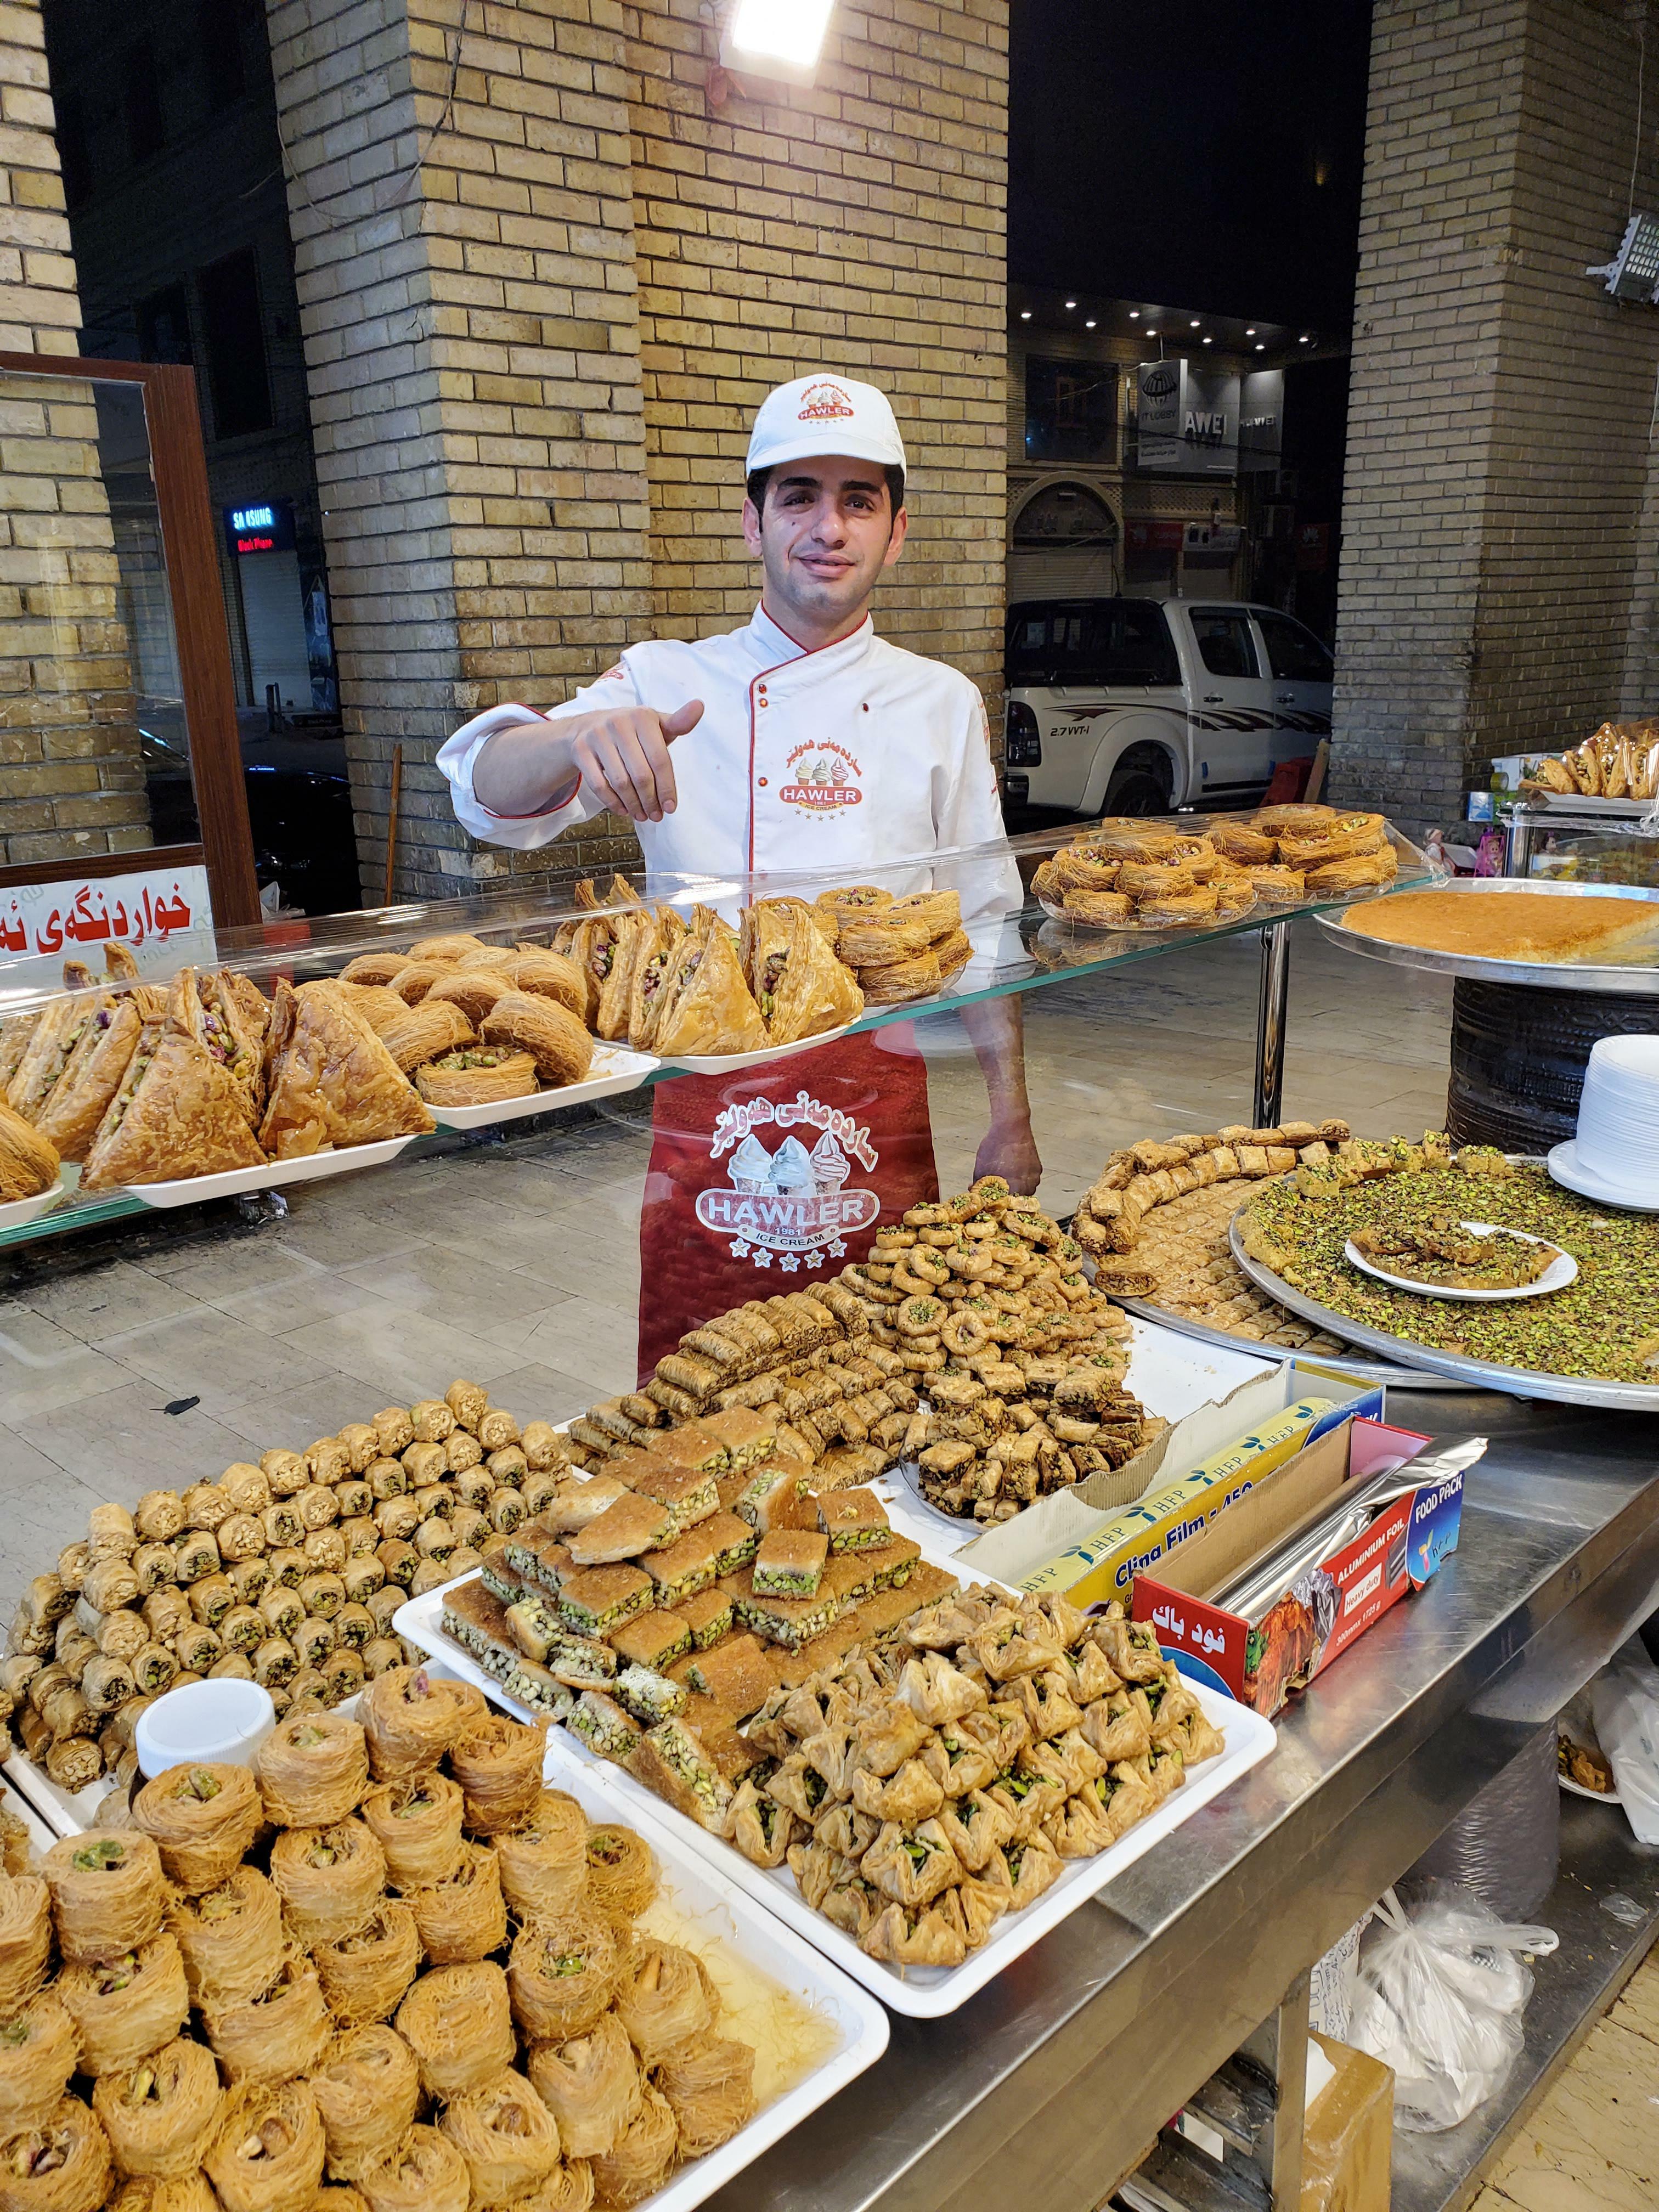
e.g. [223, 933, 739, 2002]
[1008, 478, 1120, 602]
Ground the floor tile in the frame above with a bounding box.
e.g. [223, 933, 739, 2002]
[17, 1260, 208, 1346]
[279, 1304, 529, 1402]
[93, 1306, 336, 1420]
[0, 1308, 136, 1425]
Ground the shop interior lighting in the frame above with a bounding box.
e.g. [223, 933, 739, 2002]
[721, 0, 834, 83]
[1255, 342, 1265, 351]
[1246, 326, 1256, 336]
[1065, 298, 1077, 309]
[1202, 335, 1212, 345]
[1085, 318, 1096, 328]
[1299, 334, 1311, 343]
[1019, 309, 1031, 319]
[1189, 319, 1199, 328]
[1587, 212, 1659, 301]
[1128, 309, 1140, 319]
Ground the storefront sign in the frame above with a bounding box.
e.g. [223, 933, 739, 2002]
[1125, 518, 1185, 555]
[1136, 360, 1240, 476]
[1238, 368, 1284, 473]
[1295, 522, 1330, 573]
[0, 864, 216, 998]
[224, 499, 296, 556]
[1184, 522, 1243, 553]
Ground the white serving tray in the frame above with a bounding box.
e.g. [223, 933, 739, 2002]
[538, 1764, 888, 2212]
[0, 1179, 74, 1233]
[1, 1752, 117, 1838]
[125, 1134, 420, 1208]
[662, 1020, 859, 1076]
[397, 1570, 1276, 2018]
[1344, 1221, 1577, 1302]
[424, 1043, 659, 1130]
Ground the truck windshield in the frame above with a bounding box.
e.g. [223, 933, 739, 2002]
[1006, 600, 1179, 687]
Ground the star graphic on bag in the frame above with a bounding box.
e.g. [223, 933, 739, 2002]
[753, 1248, 774, 1268]
[828, 1237, 848, 1257]
[779, 1253, 800, 1273]
[805, 1250, 825, 1268]
[728, 1238, 751, 1259]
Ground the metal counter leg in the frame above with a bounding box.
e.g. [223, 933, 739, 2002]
[1242, 1968, 1310, 2209]
[1253, 922, 1291, 1128]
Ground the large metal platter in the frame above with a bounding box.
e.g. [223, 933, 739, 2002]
[1316, 876, 1659, 994]
[1226, 1210, 1659, 1412]
[1113, 1296, 1470, 1390]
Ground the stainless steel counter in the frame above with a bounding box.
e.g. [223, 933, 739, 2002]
[714, 1389, 1659, 2212]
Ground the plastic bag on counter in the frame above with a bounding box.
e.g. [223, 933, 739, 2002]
[1409, 1719, 1560, 1918]
[1592, 1641, 1659, 1844]
[1348, 1883, 1558, 2131]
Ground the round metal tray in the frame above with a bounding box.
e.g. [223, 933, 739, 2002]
[1226, 1211, 1659, 1412]
[1114, 1297, 1469, 1390]
[1316, 877, 1659, 995]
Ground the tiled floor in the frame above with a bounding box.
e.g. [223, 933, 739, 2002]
[0, 917, 1451, 1616]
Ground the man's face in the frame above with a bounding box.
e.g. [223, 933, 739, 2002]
[742, 456, 907, 635]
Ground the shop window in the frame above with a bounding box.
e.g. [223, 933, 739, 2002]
[1256, 610, 1333, 683]
[137, 284, 193, 366]
[1024, 358, 1116, 463]
[199, 250, 273, 438]
[1006, 600, 1178, 687]
[125, 38, 166, 164]
[1190, 609, 1259, 680]
[201, 0, 249, 108]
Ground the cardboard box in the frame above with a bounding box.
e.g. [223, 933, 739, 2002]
[972, 1359, 1383, 1606]
[1302, 2033, 1393, 2212]
[1133, 1417, 1464, 1716]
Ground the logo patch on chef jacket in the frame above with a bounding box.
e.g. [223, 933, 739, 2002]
[779, 738, 863, 814]
[797, 380, 856, 422]
[697, 1092, 880, 1266]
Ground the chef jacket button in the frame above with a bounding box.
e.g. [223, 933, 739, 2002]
[758, 777, 768, 787]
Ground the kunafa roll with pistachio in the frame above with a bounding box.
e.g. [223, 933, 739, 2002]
[493, 1792, 586, 1922]
[133, 1763, 260, 1895]
[394, 1964, 515, 2100]
[268, 1824, 386, 1949]
[43, 1833, 164, 1966]
[448, 1716, 546, 1835]
[0, 2098, 112, 2212]
[306, 2025, 420, 2183]
[525, 2016, 640, 2161]
[0, 1999, 78, 2137]
[204, 1952, 331, 2086]
[57, 1937, 189, 2076]
[355, 2126, 468, 2212]
[130, 1644, 177, 1698]
[204, 2081, 325, 2212]
[167, 1867, 285, 2012]
[507, 1910, 618, 2044]
[0, 1883, 52, 2018]
[258, 1714, 368, 1829]
[405, 1843, 505, 1966]
[360, 1669, 484, 1785]
[439, 2072, 562, 2208]
[580, 1827, 657, 1927]
[358, 1776, 463, 1892]
[312, 1905, 420, 2029]
[91, 2038, 222, 2179]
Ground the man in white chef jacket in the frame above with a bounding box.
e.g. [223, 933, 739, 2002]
[438, 372, 1039, 1376]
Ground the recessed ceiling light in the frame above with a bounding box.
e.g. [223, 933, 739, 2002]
[1246, 327, 1256, 336]
[1064, 299, 1076, 309]
[1189, 319, 1199, 329]
[1147, 328, 1159, 337]
[1201, 336, 1212, 345]
[1085, 319, 1096, 329]
[1128, 309, 1140, 319]
[1020, 310, 1031, 320]
[1299, 334, 1311, 343]
[1255, 342, 1265, 351]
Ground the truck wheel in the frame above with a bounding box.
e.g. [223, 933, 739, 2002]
[1102, 761, 1171, 816]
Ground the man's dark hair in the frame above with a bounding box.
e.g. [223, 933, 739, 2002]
[746, 464, 906, 518]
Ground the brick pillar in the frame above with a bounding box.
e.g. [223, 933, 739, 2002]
[627, 0, 1008, 722]
[265, 0, 652, 903]
[0, 0, 148, 871]
[1334, 0, 1659, 832]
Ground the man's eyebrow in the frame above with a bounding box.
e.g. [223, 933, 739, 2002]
[775, 472, 883, 493]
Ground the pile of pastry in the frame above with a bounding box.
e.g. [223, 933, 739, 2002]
[734, 1588, 1222, 1966]
[561, 1179, 1143, 1524]
[1032, 823, 1261, 929]
[544, 878, 864, 1058]
[1071, 1120, 1356, 1352]
[1208, 804, 1398, 893]
[335, 933, 594, 1109]
[0, 1689, 763, 2212]
[1523, 721, 1659, 801]
[809, 887, 970, 1005]
[0, 947, 441, 1190]
[3, 1383, 572, 1795]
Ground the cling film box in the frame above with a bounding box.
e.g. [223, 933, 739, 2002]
[1016, 1362, 1381, 1609]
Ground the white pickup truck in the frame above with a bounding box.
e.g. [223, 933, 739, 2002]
[1001, 597, 1334, 821]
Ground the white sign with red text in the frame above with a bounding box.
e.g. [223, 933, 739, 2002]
[0, 864, 215, 996]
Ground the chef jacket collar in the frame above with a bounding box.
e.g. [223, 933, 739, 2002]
[747, 601, 874, 676]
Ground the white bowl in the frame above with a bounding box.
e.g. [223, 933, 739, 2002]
[134, 1679, 276, 1780]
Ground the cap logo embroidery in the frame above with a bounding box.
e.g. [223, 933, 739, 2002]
[797, 380, 856, 423]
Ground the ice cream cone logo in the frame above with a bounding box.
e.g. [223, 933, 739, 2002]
[697, 1092, 879, 1260]
[797, 380, 855, 422]
[780, 738, 863, 814]
[810, 1128, 850, 1192]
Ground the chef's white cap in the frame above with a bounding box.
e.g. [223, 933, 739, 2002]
[746, 373, 907, 478]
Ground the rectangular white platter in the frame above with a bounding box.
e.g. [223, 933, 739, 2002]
[397, 1571, 1276, 2019]
[125, 1133, 420, 1208]
[424, 1043, 659, 1129]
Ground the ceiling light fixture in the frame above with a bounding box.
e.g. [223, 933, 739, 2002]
[1299, 334, 1311, 344]
[1189, 319, 1199, 329]
[1246, 327, 1256, 336]
[1085, 319, 1096, 328]
[1255, 342, 1265, 351]
[721, 0, 834, 83]
[1019, 310, 1031, 320]
[1202, 336, 1212, 345]
[1147, 328, 1159, 337]
[1128, 309, 1140, 319]
[1065, 299, 1077, 309]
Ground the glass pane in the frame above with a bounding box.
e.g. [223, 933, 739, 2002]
[1189, 609, 1259, 679]
[0, 368, 200, 870]
[1257, 611, 1333, 683]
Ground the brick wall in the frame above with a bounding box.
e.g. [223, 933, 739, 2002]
[0, 0, 147, 870]
[1335, 0, 1659, 828]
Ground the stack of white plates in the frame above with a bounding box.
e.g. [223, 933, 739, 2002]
[1549, 1035, 1659, 1209]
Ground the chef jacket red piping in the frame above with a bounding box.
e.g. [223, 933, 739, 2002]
[744, 619, 868, 871]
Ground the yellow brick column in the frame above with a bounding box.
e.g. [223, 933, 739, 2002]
[266, 0, 654, 902]
[0, 0, 148, 871]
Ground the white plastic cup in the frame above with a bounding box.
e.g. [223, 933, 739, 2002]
[134, 1679, 276, 1781]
